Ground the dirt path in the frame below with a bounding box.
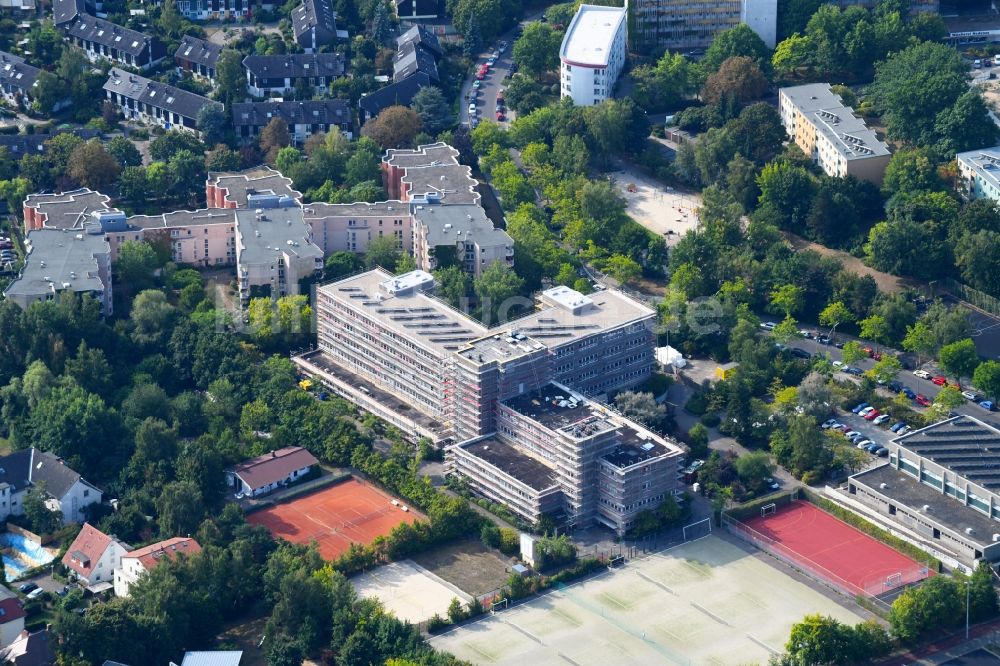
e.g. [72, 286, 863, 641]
[783, 233, 917, 294]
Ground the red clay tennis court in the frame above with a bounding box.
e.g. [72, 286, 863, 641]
[740, 500, 932, 597]
[247, 478, 422, 560]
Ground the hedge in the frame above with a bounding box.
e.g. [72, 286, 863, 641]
[725, 489, 800, 522]
[800, 488, 942, 572]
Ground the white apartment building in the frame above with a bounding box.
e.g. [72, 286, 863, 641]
[957, 147, 1000, 202]
[626, 0, 776, 53]
[778, 83, 891, 185]
[559, 5, 628, 106]
[114, 537, 201, 597]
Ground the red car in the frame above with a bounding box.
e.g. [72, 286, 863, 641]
[863, 346, 875, 357]
[932, 376, 948, 386]
[864, 409, 881, 421]
[476, 71, 485, 80]
[915, 394, 931, 407]
[495, 111, 505, 121]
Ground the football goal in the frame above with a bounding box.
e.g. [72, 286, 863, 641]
[682, 517, 712, 542]
[761, 503, 777, 518]
[490, 598, 509, 614]
[884, 572, 903, 589]
[608, 554, 626, 570]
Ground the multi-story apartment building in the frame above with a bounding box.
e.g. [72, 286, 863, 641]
[381, 142, 480, 204]
[847, 416, 1000, 570]
[64, 16, 165, 70]
[410, 204, 513, 277]
[205, 167, 301, 209]
[234, 206, 323, 304]
[778, 83, 891, 185]
[103, 69, 222, 135]
[125, 209, 237, 267]
[4, 227, 113, 315]
[300, 268, 657, 444]
[626, 0, 776, 53]
[23, 189, 113, 232]
[449, 382, 683, 532]
[304, 201, 413, 255]
[174, 36, 222, 83]
[957, 147, 1000, 202]
[291, 0, 339, 52]
[560, 5, 628, 106]
[232, 99, 352, 145]
[176, 0, 257, 20]
[243, 53, 345, 97]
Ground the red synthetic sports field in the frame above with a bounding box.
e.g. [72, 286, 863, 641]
[247, 478, 422, 560]
[743, 500, 931, 596]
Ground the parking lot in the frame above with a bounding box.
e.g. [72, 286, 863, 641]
[460, 36, 516, 128]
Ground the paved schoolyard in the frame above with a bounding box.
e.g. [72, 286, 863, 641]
[430, 534, 863, 666]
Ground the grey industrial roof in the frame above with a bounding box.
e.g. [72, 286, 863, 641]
[208, 167, 301, 207]
[393, 41, 438, 82]
[180, 652, 243, 666]
[504, 384, 616, 438]
[174, 35, 222, 68]
[104, 69, 220, 121]
[359, 72, 431, 117]
[384, 141, 460, 168]
[894, 415, 1000, 491]
[508, 286, 656, 345]
[605, 429, 673, 470]
[455, 329, 547, 366]
[5, 228, 107, 298]
[232, 99, 351, 128]
[397, 25, 442, 56]
[66, 16, 155, 57]
[234, 206, 322, 266]
[318, 268, 488, 354]
[302, 200, 408, 219]
[401, 164, 479, 204]
[127, 208, 235, 229]
[24, 188, 112, 228]
[291, 0, 337, 42]
[411, 203, 510, 247]
[957, 147, 1000, 192]
[462, 436, 559, 492]
[0, 51, 39, 94]
[852, 464, 1000, 545]
[780, 83, 890, 161]
[242, 52, 345, 79]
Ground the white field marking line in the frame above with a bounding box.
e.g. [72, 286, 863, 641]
[746, 633, 781, 655]
[689, 601, 731, 627]
[502, 618, 544, 645]
[634, 569, 678, 596]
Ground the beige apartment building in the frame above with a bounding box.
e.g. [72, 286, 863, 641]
[778, 83, 891, 184]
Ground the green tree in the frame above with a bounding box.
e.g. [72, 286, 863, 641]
[772, 315, 800, 344]
[513, 22, 561, 77]
[364, 235, 401, 269]
[215, 49, 246, 107]
[701, 23, 772, 75]
[973, 360, 1000, 399]
[68, 140, 121, 190]
[325, 251, 364, 280]
[733, 451, 774, 494]
[371, 0, 391, 44]
[701, 56, 768, 108]
[934, 89, 1000, 157]
[632, 51, 693, 110]
[687, 423, 710, 459]
[411, 86, 453, 135]
[115, 241, 161, 292]
[154, 480, 205, 537]
[889, 575, 963, 643]
[841, 341, 866, 366]
[939, 338, 980, 383]
[196, 105, 229, 147]
[260, 117, 291, 162]
[474, 260, 525, 325]
[23, 482, 63, 534]
[867, 354, 902, 385]
[601, 254, 641, 285]
[159, 0, 182, 36]
[819, 301, 853, 339]
[107, 136, 143, 168]
[361, 105, 423, 149]
[772, 33, 812, 78]
[770, 284, 804, 317]
[881, 148, 945, 199]
[785, 614, 853, 666]
[463, 14, 482, 58]
[966, 561, 1000, 622]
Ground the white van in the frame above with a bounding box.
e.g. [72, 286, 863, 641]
[994, 54, 1000, 66]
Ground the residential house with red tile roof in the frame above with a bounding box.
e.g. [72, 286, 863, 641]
[113, 537, 201, 598]
[61, 523, 128, 589]
[225, 446, 318, 498]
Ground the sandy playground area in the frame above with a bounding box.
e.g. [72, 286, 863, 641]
[611, 166, 701, 247]
[352, 559, 473, 625]
[430, 534, 863, 666]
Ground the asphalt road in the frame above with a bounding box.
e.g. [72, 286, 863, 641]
[458, 13, 545, 128]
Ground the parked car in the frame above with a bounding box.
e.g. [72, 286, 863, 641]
[856, 439, 873, 449]
[846, 367, 863, 376]
[791, 348, 811, 359]
[853, 403, 870, 414]
[18, 583, 36, 594]
[799, 330, 813, 339]
[963, 390, 980, 401]
[472, 80, 481, 89]
[760, 321, 777, 330]
[915, 394, 931, 407]
[876, 447, 889, 457]
[975, 58, 983, 68]
[26, 588, 44, 600]
[468, 103, 477, 115]
[913, 369, 932, 380]
[844, 430, 861, 439]
[866, 443, 882, 453]
[496, 111, 505, 121]
[766, 477, 780, 490]
[821, 419, 838, 428]
[873, 414, 891, 425]
[833, 360, 845, 369]
[901, 387, 916, 399]
[888, 381, 903, 393]
[864, 409, 881, 420]
[834, 341, 845, 349]
[889, 422, 907, 432]
[817, 336, 832, 345]
[981, 400, 995, 411]
[932, 375, 949, 386]
[858, 406, 875, 416]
